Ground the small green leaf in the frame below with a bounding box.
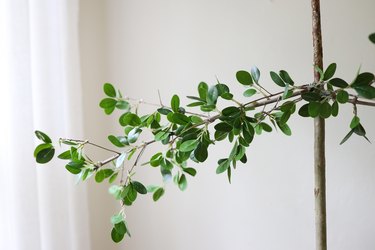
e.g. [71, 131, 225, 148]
[298, 104, 310, 117]
[329, 78, 348, 88]
[279, 70, 294, 85]
[350, 116, 360, 129]
[340, 129, 354, 145]
[216, 159, 230, 174]
[182, 168, 197, 177]
[119, 113, 141, 126]
[319, 102, 332, 119]
[150, 152, 163, 167]
[57, 150, 71, 160]
[251, 66, 260, 84]
[354, 85, 375, 99]
[308, 102, 321, 118]
[34, 143, 55, 164]
[243, 88, 257, 97]
[153, 187, 165, 201]
[114, 221, 127, 236]
[108, 135, 124, 147]
[236, 70, 253, 85]
[214, 122, 233, 132]
[369, 33, 375, 44]
[116, 100, 129, 110]
[352, 72, 375, 87]
[171, 95, 180, 112]
[104, 83, 116, 97]
[301, 92, 321, 102]
[180, 140, 199, 152]
[100, 98, 117, 108]
[178, 174, 188, 191]
[194, 143, 208, 162]
[277, 122, 292, 136]
[336, 90, 349, 103]
[331, 101, 339, 117]
[198, 82, 208, 100]
[35, 130, 52, 143]
[270, 71, 285, 87]
[111, 227, 125, 243]
[132, 181, 147, 194]
[207, 85, 219, 105]
[116, 153, 126, 168]
[323, 63, 337, 81]
[109, 172, 118, 183]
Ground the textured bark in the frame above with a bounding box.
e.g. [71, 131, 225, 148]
[311, 0, 327, 250]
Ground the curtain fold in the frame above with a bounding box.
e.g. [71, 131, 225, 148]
[0, 1, 91, 249]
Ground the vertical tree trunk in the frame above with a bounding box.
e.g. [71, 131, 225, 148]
[311, 0, 327, 250]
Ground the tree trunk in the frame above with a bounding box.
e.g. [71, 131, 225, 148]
[311, 0, 327, 250]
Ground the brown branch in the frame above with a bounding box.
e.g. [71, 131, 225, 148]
[348, 98, 375, 107]
[311, 1, 327, 250]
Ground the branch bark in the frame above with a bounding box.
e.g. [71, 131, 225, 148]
[311, 0, 327, 250]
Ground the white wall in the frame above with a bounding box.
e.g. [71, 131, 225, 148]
[80, 0, 375, 249]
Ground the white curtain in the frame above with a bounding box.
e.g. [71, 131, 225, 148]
[0, 0, 91, 249]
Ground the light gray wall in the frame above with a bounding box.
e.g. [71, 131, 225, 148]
[80, 1, 375, 249]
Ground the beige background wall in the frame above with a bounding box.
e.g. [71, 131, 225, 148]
[79, 0, 375, 249]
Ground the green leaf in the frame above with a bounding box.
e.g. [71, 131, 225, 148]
[95, 170, 105, 183]
[132, 181, 147, 194]
[153, 187, 165, 201]
[178, 174, 188, 191]
[35, 130, 52, 143]
[329, 78, 348, 88]
[323, 63, 337, 81]
[198, 82, 208, 100]
[104, 106, 115, 115]
[207, 85, 219, 105]
[336, 90, 349, 103]
[354, 85, 375, 99]
[251, 66, 260, 84]
[116, 100, 130, 110]
[180, 140, 199, 152]
[171, 95, 180, 112]
[182, 168, 197, 177]
[100, 98, 117, 109]
[351, 72, 374, 87]
[319, 102, 331, 119]
[236, 70, 253, 85]
[331, 101, 339, 117]
[109, 172, 118, 184]
[279, 70, 294, 85]
[157, 108, 172, 115]
[370, 33, 375, 44]
[65, 164, 81, 174]
[216, 159, 230, 174]
[308, 102, 321, 118]
[111, 227, 125, 243]
[114, 221, 127, 237]
[128, 128, 141, 143]
[150, 152, 163, 167]
[108, 135, 124, 147]
[167, 113, 190, 125]
[116, 153, 126, 168]
[214, 122, 232, 132]
[340, 129, 354, 145]
[111, 214, 123, 225]
[243, 88, 257, 97]
[270, 71, 285, 87]
[298, 104, 310, 117]
[301, 92, 321, 102]
[57, 150, 71, 160]
[350, 116, 360, 129]
[119, 113, 141, 126]
[261, 122, 272, 132]
[194, 143, 208, 162]
[222, 106, 241, 117]
[277, 122, 292, 136]
[34, 144, 55, 164]
[104, 83, 116, 97]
